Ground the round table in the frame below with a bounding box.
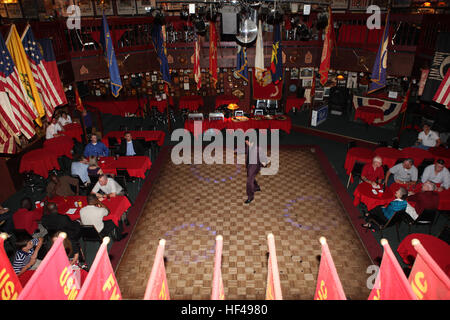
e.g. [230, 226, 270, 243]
[400, 147, 433, 166]
[397, 233, 450, 277]
[344, 147, 375, 175]
[285, 96, 306, 113]
[354, 106, 384, 125]
[19, 148, 60, 178]
[428, 147, 450, 168]
[43, 135, 74, 159]
[375, 147, 404, 169]
[353, 182, 393, 211]
[62, 123, 83, 142]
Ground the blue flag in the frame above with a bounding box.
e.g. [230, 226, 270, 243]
[270, 24, 282, 84]
[234, 45, 248, 82]
[151, 24, 171, 84]
[100, 13, 122, 97]
[369, 11, 390, 94]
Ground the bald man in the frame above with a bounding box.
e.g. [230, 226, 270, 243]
[361, 156, 385, 187]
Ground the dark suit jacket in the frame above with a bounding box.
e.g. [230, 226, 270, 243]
[118, 139, 145, 156]
[41, 212, 81, 253]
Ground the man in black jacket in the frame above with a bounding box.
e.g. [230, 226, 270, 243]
[244, 136, 269, 204]
[118, 132, 145, 156]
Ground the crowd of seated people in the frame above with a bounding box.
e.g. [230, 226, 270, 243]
[45, 110, 73, 140]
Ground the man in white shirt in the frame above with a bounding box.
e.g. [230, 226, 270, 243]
[45, 117, 63, 140]
[385, 158, 418, 186]
[58, 111, 72, 127]
[421, 159, 450, 191]
[416, 123, 440, 149]
[80, 194, 115, 238]
[91, 174, 124, 199]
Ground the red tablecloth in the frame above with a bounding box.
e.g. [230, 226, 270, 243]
[353, 182, 394, 211]
[102, 130, 165, 147]
[12, 208, 43, 236]
[98, 156, 152, 179]
[428, 147, 450, 168]
[285, 96, 306, 113]
[184, 117, 292, 137]
[397, 233, 450, 277]
[148, 97, 175, 114]
[400, 147, 433, 166]
[215, 95, 239, 108]
[375, 147, 404, 169]
[87, 99, 141, 116]
[48, 195, 131, 226]
[354, 106, 384, 125]
[43, 135, 74, 159]
[344, 147, 375, 175]
[389, 182, 450, 211]
[19, 148, 60, 178]
[179, 95, 203, 111]
[62, 123, 83, 142]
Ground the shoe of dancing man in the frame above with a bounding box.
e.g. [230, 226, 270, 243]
[244, 136, 268, 204]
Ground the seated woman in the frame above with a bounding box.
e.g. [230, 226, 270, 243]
[87, 156, 104, 176]
[362, 187, 408, 231]
[12, 198, 43, 236]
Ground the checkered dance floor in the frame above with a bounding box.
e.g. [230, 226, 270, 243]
[115, 147, 372, 299]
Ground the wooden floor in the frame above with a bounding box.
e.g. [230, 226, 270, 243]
[115, 147, 372, 299]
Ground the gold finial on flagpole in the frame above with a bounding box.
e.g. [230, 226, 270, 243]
[267, 233, 274, 240]
[0, 233, 8, 240]
[380, 238, 388, 246]
[159, 239, 166, 246]
[103, 236, 110, 245]
[59, 232, 67, 239]
[319, 236, 326, 245]
[216, 235, 223, 241]
[411, 238, 421, 247]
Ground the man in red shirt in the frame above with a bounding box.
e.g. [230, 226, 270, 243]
[407, 181, 440, 217]
[12, 198, 43, 236]
[360, 156, 385, 187]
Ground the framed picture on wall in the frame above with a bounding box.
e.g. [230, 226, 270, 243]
[291, 68, 299, 79]
[302, 78, 313, 87]
[0, 4, 7, 18]
[331, 0, 348, 9]
[392, 0, 411, 7]
[300, 68, 313, 79]
[95, 0, 113, 15]
[136, 0, 153, 14]
[349, 0, 369, 10]
[323, 87, 331, 97]
[6, 3, 22, 18]
[370, 0, 388, 10]
[117, 0, 136, 15]
[21, 0, 38, 18]
[315, 89, 324, 101]
[78, 0, 94, 16]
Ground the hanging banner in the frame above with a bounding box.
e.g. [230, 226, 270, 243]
[252, 70, 283, 100]
[143, 239, 170, 300]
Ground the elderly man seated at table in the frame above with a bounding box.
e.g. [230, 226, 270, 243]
[118, 132, 145, 156]
[91, 174, 123, 199]
[83, 134, 109, 158]
[384, 158, 418, 186]
[361, 156, 384, 188]
[407, 181, 440, 218]
[362, 187, 408, 231]
[421, 159, 450, 191]
[415, 123, 441, 150]
[45, 117, 63, 140]
[80, 194, 127, 241]
[41, 202, 81, 264]
[46, 174, 79, 198]
[71, 155, 90, 185]
[58, 111, 72, 127]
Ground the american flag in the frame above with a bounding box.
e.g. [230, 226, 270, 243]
[0, 33, 36, 140]
[22, 25, 63, 118]
[432, 68, 450, 108]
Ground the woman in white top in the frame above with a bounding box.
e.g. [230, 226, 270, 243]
[416, 123, 440, 150]
[58, 111, 72, 127]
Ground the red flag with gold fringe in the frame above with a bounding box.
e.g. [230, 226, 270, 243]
[314, 237, 346, 300]
[143, 239, 170, 300]
[75, 85, 84, 112]
[211, 235, 225, 300]
[0, 234, 22, 300]
[265, 233, 282, 300]
[368, 239, 417, 300]
[408, 239, 450, 300]
[77, 237, 121, 300]
[18, 233, 79, 300]
[319, 7, 334, 86]
[194, 37, 201, 90]
[209, 22, 218, 89]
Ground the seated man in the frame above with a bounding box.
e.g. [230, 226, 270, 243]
[118, 132, 145, 156]
[361, 156, 384, 187]
[79, 194, 127, 240]
[71, 155, 90, 185]
[41, 202, 81, 260]
[58, 111, 72, 127]
[83, 134, 109, 158]
[407, 181, 440, 217]
[91, 174, 123, 199]
[421, 159, 450, 191]
[46, 174, 79, 198]
[416, 123, 440, 150]
[12, 198, 43, 236]
[362, 187, 408, 230]
[12, 230, 44, 275]
[384, 158, 418, 186]
[45, 117, 63, 140]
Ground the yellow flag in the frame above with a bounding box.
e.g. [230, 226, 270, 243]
[6, 24, 44, 126]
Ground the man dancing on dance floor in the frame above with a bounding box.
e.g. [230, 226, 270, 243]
[244, 136, 269, 204]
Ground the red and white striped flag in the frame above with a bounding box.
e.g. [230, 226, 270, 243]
[266, 233, 283, 300]
[211, 235, 225, 300]
[432, 67, 450, 108]
[22, 25, 63, 118]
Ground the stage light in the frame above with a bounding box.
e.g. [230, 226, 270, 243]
[423, 2, 431, 7]
[337, 74, 345, 80]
